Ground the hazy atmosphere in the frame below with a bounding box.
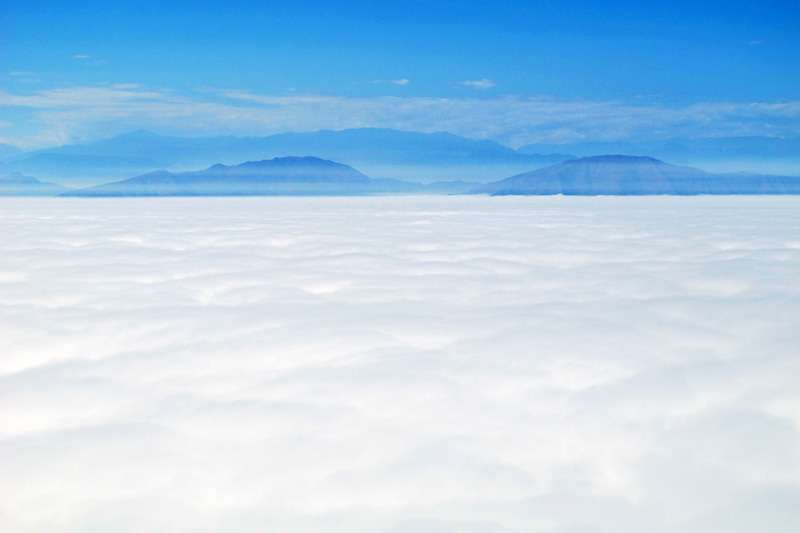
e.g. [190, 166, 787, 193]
[2, 1, 799, 149]
[2, 2, 799, 532]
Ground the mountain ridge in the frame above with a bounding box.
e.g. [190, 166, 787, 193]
[61, 156, 478, 197]
[471, 155, 800, 195]
[517, 136, 800, 175]
[0, 172, 72, 196]
[3, 128, 572, 186]
[0, 143, 24, 162]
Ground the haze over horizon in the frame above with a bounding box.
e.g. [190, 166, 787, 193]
[2, 0, 799, 150]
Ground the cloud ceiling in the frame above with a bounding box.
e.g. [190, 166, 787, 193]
[1, 196, 800, 532]
[1, 85, 799, 148]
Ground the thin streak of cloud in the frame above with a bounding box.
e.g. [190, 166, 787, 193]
[72, 54, 106, 66]
[1, 85, 799, 149]
[6, 72, 40, 84]
[373, 79, 410, 86]
[458, 79, 497, 90]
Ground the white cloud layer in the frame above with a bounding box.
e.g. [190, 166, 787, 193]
[1, 85, 799, 148]
[1, 196, 800, 532]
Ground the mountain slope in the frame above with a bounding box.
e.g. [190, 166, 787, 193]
[0, 143, 23, 162]
[62, 157, 424, 197]
[517, 136, 800, 175]
[517, 136, 800, 159]
[0, 173, 71, 196]
[5, 128, 572, 186]
[471, 155, 800, 195]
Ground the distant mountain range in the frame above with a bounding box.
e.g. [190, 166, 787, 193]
[4, 130, 799, 197]
[1, 128, 570, 186]
[0, 173, 72, 196]
[4, 129, 797, 187]
[471, 155, 800, 195]
[59, 154, 800, 197]
[517, 136, 800, 175]
[62, 157, 480, 197]
[0, 143, 23, 161]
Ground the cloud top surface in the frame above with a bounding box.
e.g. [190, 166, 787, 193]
[1, 196, 799, 532]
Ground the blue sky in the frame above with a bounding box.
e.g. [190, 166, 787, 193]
[1, 0, 798, 148]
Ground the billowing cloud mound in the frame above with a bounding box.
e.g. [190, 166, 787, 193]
[1, 196, 799, 532]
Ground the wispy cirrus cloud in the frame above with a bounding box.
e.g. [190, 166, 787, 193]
[7, 71, 40, 84]
[458, 78, 497, 90]
[72, 54, 107, 66]
[372, 78, 410, 85]
[1, 84, 799, 149]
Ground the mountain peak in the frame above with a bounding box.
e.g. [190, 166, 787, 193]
[200, 157, 349, 174]
[471, 154, 800, 195]
[232, 156, 344, 170]
[0, 172, 70, 196]
[1, 172, 40, 184]
[567, 155, 664, 165]
[63, 155, 399, 196]
[114, 129, 161, 138]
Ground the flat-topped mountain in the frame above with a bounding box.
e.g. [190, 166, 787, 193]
[0, 172, 71, 196]
[471, 155, 800, 195]
[516, 136, 800, 175]
[63, 156, 427, 197]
